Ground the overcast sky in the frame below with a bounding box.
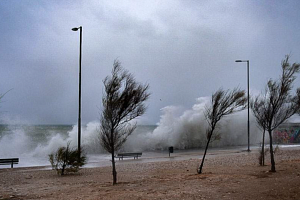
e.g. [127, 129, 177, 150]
[1, 0, 300, 125]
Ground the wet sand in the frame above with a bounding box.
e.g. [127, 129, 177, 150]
[0, 147, 300, 199]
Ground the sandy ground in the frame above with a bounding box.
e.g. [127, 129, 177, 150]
[0, 147, 300, 200]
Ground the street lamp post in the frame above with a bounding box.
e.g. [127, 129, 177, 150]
[235, 60, 250, 152]
[72, 26, 82, 159]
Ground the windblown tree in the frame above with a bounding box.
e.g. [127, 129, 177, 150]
[99, 60, 150, 185]
[198, 88, 246, 174]
[251, 55, 300, 172]
[251, 94, 268, 166]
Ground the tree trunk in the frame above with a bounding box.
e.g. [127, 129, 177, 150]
[62, 163, 65, 176]
[111, 150, 117, 185]
[268, 130, 276, 172]
[198, 131, 212, 174]
[262, 129, 265, 166]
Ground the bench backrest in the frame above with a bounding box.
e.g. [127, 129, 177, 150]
[117, 153, 142, 156]
[0, 158, 19, 163]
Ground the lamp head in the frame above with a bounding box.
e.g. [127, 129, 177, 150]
[235, 60, 243, 62]
[72, 27, 79, 31]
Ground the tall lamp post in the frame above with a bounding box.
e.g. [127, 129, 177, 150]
[72, 26, 82, 159]
[235, 60, 250, 152]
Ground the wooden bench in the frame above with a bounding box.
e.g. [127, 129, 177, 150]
[0, 158, 19, 168]
[115, 153, 142, 160]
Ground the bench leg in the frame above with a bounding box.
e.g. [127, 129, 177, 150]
[11, 163, 13, 168]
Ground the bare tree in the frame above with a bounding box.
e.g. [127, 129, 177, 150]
[99, 60, 150, 185]
[198, 88, 246, 174]
[251, 55, 300, 172]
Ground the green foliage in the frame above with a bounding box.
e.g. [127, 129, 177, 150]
[49, 143, 86, 175]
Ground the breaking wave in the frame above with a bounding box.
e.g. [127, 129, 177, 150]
[0, 96, 262, 163]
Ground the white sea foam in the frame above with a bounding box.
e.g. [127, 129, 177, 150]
[0, 96, 265, 167]
[125, 97, 261, 151]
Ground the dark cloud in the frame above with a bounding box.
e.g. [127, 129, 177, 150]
[1, 0, 300, 124]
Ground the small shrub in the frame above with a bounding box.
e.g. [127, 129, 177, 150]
[274, 144, 280, 154]
[49, 143, 86, 175]
[258, 145, 279, 166]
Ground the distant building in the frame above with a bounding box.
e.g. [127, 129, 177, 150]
[273, 123, 300, 144]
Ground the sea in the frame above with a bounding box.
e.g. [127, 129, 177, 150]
[0, 97, 260, 168]
[0, 123, 157, 168]
[1, 122, 300, 169]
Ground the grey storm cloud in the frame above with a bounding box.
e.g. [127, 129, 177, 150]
[1, 0, 300, 124]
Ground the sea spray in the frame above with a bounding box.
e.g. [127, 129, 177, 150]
[0, 127, 32, 157]
[0, 96, 262, 167]
[124, 97, 261, 151]
[32, 122, 102, 156]
[0, 125, 70, 158]
[0, 123, 102, 167]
